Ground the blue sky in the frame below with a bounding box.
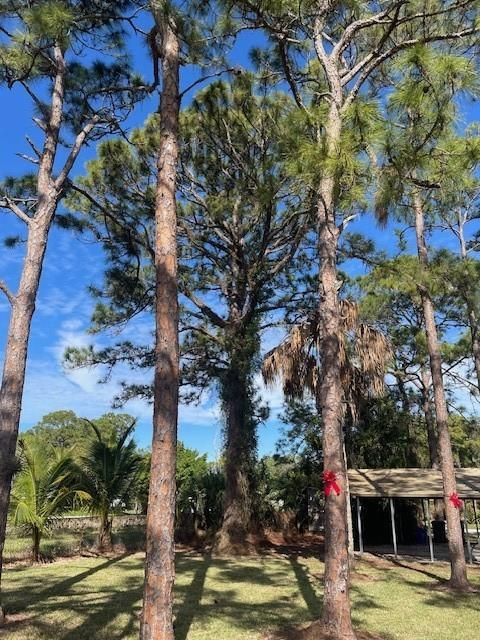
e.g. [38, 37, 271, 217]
[1, 18, 479, 458]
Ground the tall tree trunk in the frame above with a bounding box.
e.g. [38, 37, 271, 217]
[343, 443, 354, 563]
[0, 224, 52, 622]
[0, 47, 65, 622]
[317, 103, 356, 640]
[140, 16, 180, 640]
[420, 369, 444, 518]
[215, 367, 257, 553]
[413, 192, 470, 590]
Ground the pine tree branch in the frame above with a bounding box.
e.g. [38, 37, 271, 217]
[182, 289, 227, 328]
[343, 26, 479, 109]
[16, 152, 39, 166]
[19, 81, 49, 119]
[333, 0, 407, 58]
[0, 196, 32, 225]
[25, 136, 42, 159]
[56, 116, 101, 189]
[392, 0, 476, 32]
[179, 68, 239, 99]
[68, 181, 155, 260]
[277, 37, 306, 110]
[0, 280, 15, 305]
[32, 117, 47, 132]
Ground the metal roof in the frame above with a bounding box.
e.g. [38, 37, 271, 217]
[347, 468, 480, 499]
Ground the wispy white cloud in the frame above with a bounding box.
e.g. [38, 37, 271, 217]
[36, 286, 90, 318]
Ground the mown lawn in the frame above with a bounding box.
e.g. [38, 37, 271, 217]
[3, 527, 145, 563]
[1, 552, 479, 639]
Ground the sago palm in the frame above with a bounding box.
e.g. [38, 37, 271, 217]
[10, 436, 86, 562]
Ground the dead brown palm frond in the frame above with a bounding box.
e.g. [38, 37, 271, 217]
[262, 300, 392, 414]
[339, 299, 359, 332]
[354, 324, 393, 396]
[262, 320, 317, 399]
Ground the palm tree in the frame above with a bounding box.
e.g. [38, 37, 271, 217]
[76, 419, 141, 552]
[263, 300, 391, 573]
[10, 437, 85, 562]
[263, 300, 391, 417]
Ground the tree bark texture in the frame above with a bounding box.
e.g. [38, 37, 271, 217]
[0, 46, 66, 623]
[413, 192, 470, 590]
[316, 103, 356, 640]
[140, 18, 180, 640]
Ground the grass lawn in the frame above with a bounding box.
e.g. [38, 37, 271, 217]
[1, 552, 479, 639]
[3, 527, 145, 563]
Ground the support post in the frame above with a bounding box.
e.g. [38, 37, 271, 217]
[473, 499, 479, 544]
[346, 489, 354, 562]
[356, 496, 364, 556]
[389, 498, 398, 558]
[464, 509, 473, 565]
[424, 498, 434, 563]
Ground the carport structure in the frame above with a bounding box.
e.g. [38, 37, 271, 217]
[348, 468, 480, 563]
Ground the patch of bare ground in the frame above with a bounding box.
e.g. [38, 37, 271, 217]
[263, 621, 385, 640]
[260, 532, 325, 558]
[351, 570, 380, 583]
[0, 612, 33, 634]
[428, 580, 478, 594]
[357, 553, 397, 571]
[211, 530, 265, 556]
[209, 529, 325, 557]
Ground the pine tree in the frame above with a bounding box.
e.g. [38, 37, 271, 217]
[359, 255, 444, 469]
[0, 0, 144, 623]
[432, 133, 480, 391]
[375, 45, 479, 590]
[61, 1, 229, 634]
[64, 74, 311, 553]
[221, 2, 479, 636]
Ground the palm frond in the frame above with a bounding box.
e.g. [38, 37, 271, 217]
[262, 300, 391, 416]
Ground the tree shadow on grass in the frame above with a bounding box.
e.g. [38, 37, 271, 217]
[383, 557, 448, 583]
[175, 553, 212, 640]
[207, 558, 295, 587]
[0, 615, 60, 638]
[4, 554, 131, 615]
[60, 573, 143, 640]
[420, 589, 480, 612]
[172, 555, 326, 637]
[288, 556, 322, 618]
[3, 554, 143, 640]
[3, 551, 407, 640]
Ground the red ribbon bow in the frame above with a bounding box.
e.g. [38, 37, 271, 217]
[323, 470, 341, 497]
[449, 493, 463, 509]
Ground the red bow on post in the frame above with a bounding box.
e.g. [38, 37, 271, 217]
[449, 493, 463, 509]
[323, 470, 341, 497]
